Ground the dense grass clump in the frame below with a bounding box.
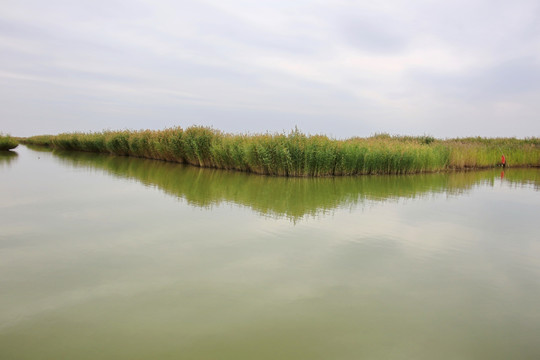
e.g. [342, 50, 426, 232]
[0, 134, 18, 150]
[22, 127, 540, 177]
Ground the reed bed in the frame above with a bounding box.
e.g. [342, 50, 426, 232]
[0, 134, 18, 150]
[19, 135, 53, 147]
[22, 127, 540, 176]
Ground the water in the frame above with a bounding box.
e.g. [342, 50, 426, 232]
[1, 145, 539, 359]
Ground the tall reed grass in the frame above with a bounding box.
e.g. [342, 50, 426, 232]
[22, 127, 540, 176]
[0, 134, 18, 150]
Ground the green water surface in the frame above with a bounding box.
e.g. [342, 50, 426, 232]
[1, 146, 539, 359]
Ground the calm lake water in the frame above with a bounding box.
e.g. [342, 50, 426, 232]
[1, 145, 539, 359]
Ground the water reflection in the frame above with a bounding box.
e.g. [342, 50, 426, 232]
[2, 146, 540, 359]
[45, 148, 539, 220]
[0, 150, 18, 167]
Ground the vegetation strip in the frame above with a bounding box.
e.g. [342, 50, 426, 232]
[21, 127, 540, 176]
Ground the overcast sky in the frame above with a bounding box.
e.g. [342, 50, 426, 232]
[1, 0, 539, 138]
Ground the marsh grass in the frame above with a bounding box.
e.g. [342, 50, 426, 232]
[22, 127, 540, 176]
[0, 134, 18, 151]
[19, 135, 53, 147]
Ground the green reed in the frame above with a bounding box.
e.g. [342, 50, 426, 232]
[19, 135, 53, 147]
[22, 127, 540, 176]
[0, 134, 18, 151]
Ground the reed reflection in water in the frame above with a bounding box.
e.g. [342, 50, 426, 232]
[0, 150, 18, 167]
[50, 148, 539, 220]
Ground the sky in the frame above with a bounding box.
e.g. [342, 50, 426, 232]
[1, 0, 539, 138]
